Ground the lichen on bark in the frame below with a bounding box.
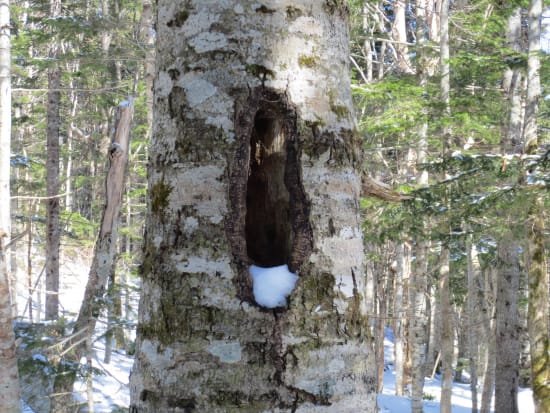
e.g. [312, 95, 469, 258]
[130, 1, 377, 411]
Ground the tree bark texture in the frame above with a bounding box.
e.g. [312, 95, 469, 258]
[466, 236, 480, 413]
[130, 2, 377, 412]
[527, 197, 550, 413]
[394, 241, 410, 396]
[45, 0, 62, 320]
[494, 237, 521, 413]
[391, 0, 413, 74]
[523, 0, 541, 153]
[0, 0, 11, 247]
[409, 4, 431, 408]
[49, 99, 133, 413]
[0, 239, 21, 413]
[45, 67, 61, 321]
[439, 2, 453, 411]
[480, 268, 497, 413]
[439, 246, 453, 413]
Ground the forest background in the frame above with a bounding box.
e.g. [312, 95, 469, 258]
[0, 0, 549, 412]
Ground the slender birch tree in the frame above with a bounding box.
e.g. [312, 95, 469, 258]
[409, 2, 433, 411]
[439, 1, 453, 412]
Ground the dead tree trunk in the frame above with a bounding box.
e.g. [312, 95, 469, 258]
[49, 99, 133, 413]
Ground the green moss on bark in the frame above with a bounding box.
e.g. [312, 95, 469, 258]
[150, 181, 172, 220]
[298, 54, 320, 68]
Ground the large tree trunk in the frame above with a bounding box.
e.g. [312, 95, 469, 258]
[49, 100, 133, 413]
[129, 2, 377, 412]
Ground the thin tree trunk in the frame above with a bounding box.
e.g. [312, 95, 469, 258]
[439, 1, 453, 411]
[1, 0, 14, 318]
[492, 10, 525, 412]
[376, 263, 387, 393]
[439, 247, 453, 413]
[523, 0, 540, 153]
[494, 237, 521, 413]
[426, 284, 439, 379]
[392, 0, 413, 74]
[49, 99, 133, 413]
[361, 2, 374, 84]
[86, 332, 94, 413]
[26, 214, 33, 322]
[394, 241, 410, 396]
[467, 235, 480, 413]
[410, 3, 431, 411]
[480, 267, 497, 413]
[45, 0, 62, 320]
[409, 239, 428, 413]
[140, 0, 154, 137]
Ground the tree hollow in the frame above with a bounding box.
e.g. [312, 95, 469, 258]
[229, 88, 313, 303]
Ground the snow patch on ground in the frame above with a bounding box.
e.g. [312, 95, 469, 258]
[378, 327, 535, 413]
[73, 340, 133, 412]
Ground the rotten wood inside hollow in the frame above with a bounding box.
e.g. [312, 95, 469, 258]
[228, 88, 312, 305]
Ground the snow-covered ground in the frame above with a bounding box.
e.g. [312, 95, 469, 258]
[377, 330, 535, 413]
[44, 328, 536, 413]
[14, 251, 536, 412]
[73, 341, 132, 412]
[14, 248, 135, 412]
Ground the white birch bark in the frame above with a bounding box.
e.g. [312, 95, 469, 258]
[409, 2, 430, 412]
[439, 1, 453, 411]
[130, 2, 377, 412]
[391, 0, 413, 74]
[466, 236, 480, 413]
[394, 241, 410, 396]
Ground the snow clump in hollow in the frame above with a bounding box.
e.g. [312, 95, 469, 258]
[249, 264, 298, 308]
